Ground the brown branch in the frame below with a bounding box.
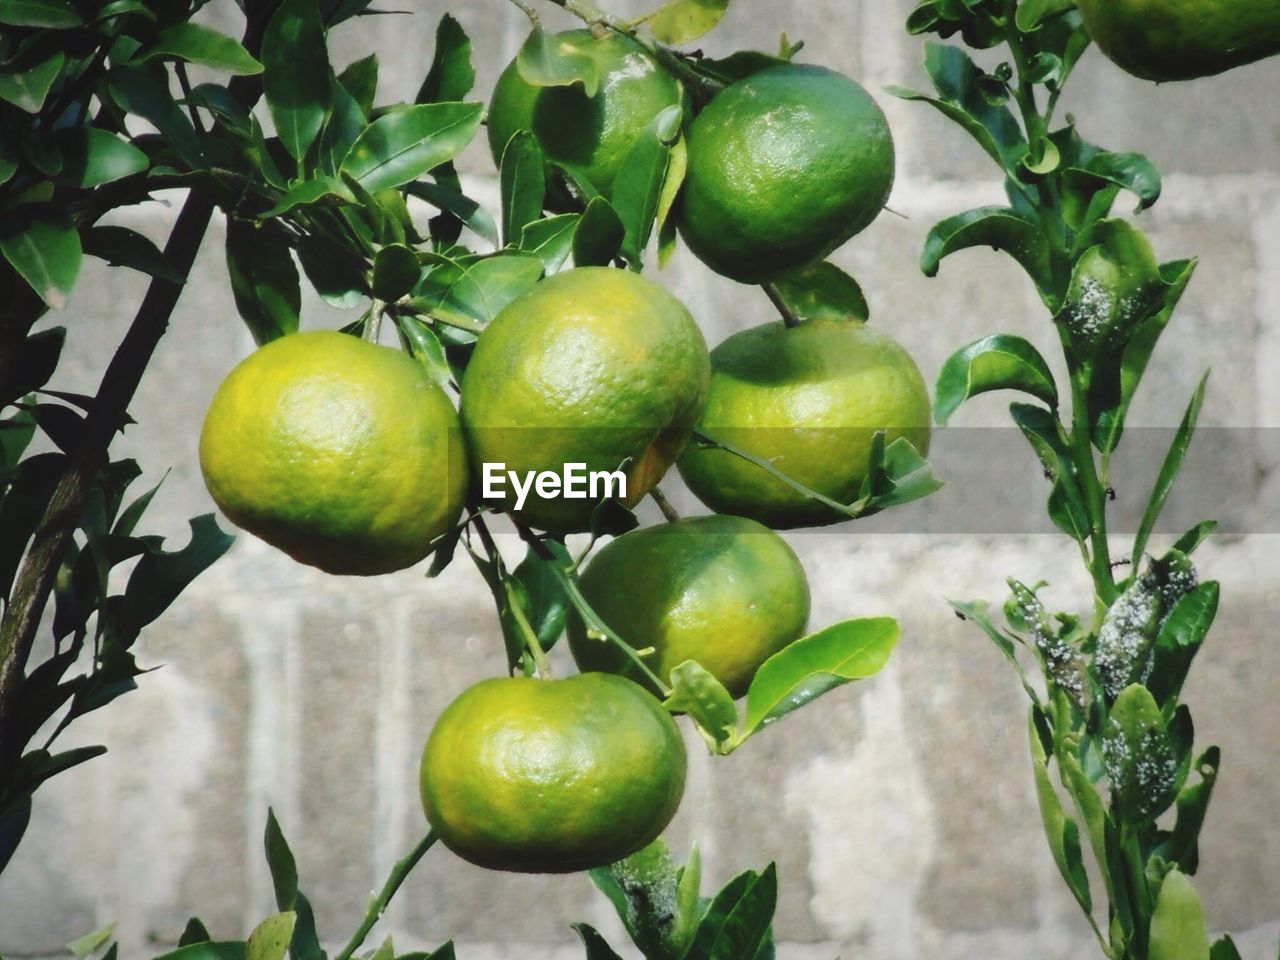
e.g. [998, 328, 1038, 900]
[0, 1, 280, 764]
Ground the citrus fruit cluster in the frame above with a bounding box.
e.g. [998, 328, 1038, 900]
[198, 27, 931, 875]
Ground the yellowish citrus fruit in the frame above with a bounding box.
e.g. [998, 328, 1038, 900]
[567, 515, 810, 698]
[459, 267, 709, 533]
[1075, 0, 1280, 82]
[678, 64, 894, 283]
[487, 29, 682, 200]
[677, 319, 931, 529]
[199, 331, 467, 575]
[419, 673, 687, 873]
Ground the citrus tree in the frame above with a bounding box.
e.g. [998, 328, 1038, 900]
[0, 0, 940, 957]
[900, 1, 1278, 958]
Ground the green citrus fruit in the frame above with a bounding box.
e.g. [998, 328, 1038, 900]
[677, 318, 931, 529]
[678, 64, 894, 283]
[199, 330, 467, 576]
[487, 29, 682, 200]
[1076, 0, 1280, 82]
[567, 515, 810, 698]
[459, 267, 709, 533]
[419, 673, 687, 873]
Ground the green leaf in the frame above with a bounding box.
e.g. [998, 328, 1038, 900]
[1015, 0, 1074, 31]
[0, 52, 64, 111]
[1155, 747, 1219, 874]
[934, 334, 1057, 425]
[921, 206, 1053, 300]
[1131, 373, 1208, 566]
[706, 862, 775, 960]
[516, 26, 599, 96]
[519, 213, 580, 272]
[589, 840, 687, 960]
[337, 54, 378, 115]
[0, 0, 77, 26]
[649, 0, 731, 44]
[341, 101, 483, 194]
[263, 0, 331, 162]
[1029, 711, 1091, 915]
[395, 315, 452, 387]
[136, 23, 263, 75]
[1104, 684, 1176, 821]
[512, 540, 571, 651]
[264, 809, 298, 911]
[54, 128, 148, 188]
[572, 925, 624, 960]
[417, 14, 474, 103]
[108, 63, 204, 169]
[417, 251, 543, 324]
[769, 261, 869, 324]
[2, 327, 63, 405]
[121, 515, 234, 634]
[1211, 937, 1244, 960]
[0, 214, 81, 309]
[613, 106, 680, 265]
[245, 913, 294, 960]
[226, 219, 300, 345]
[314, 80, 366, 179]
[406, 181, 499, 247]
[0, 795, 31, 875]
[1171, 520, 1216, 556]
[1149, 869, 1210, 960]
[1147, 581, 1218, 708]
[739, 618, 897, 742]
[1009, 403, 1090, 542]
[68, 923, 116, 959]
[1066, 150, 1162, 213]
[178, 919, 212, 947]
[1090, 258, 1197, 454]
[1056, 219, 1164, 356]
[151, 943, 247, 960]
[297, 233, 367, 309]
[664, 661, 738, 749]
[573, 197, 624, 267]
[500, 131, 545, 247]
[260, 177, 354, 217]
[371, 243, 420, 301]
[654, 136, 686, 255]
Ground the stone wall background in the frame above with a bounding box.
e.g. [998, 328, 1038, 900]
[2, 1, 1278, 958]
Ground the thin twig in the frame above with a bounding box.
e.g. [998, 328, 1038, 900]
[333, 830, 439, 960]
[649, 487, 680, 522]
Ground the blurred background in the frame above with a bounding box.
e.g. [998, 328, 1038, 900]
[1, 1, 1278, 957]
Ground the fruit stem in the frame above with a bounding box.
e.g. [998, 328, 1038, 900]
[366, 301, 385, 344]
[512, 519, 674, 696]
[471, 513, 553, 678]
[333, 829, 439, 960]
[506, 0, 540, 25]
[762, 283, 802, 328]
[650, 487, 680, 522]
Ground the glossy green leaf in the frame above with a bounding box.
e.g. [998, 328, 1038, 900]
[225, 219, 300, 345]
[406, 181, 499, 246]
[1029, 710, 1091, 914]
[1104, 684, 1176, 821]
[769, 261, 869, 324]
[417, 14, 474, 103]
[0, 0, 78, 26]
[83, 226, 183, 283]
[341, 101, 482, 193]
[1171, 519, 1216, 556]
[0, 52, 64, 111]
[1131, 372, 1208, 565]
[2, 327, 63, 405]
[664, 660, 738, 748]
[260, 177, 354, 217]
[1155, 746, 1219, 874]
[67, 923, 115, 959]
[121, 515, 234, 634]
[516, 25, 599, 96]
[1147, 581, 1218, 708]
[263, 0, 331, 162]
[108, 63, 204, 169]
[338, 53, 378, 114]
[1150, 869, 1210, 960]
[395, 315, 452, 387]
[371, 243, 420, 301]
[573, 197, 624, 267]
[1, 215, 81, 309]
[1015, 0, 1074, 31]
[151, 943, 247, 960]
[1090, 258, 1197, 454]
[935, 334, 1057, 425]
[921, 206, 1052, 297]
[650, 0, 730, 44]
[418, 251, 543, 323]
[740, 617, 897, 741]
[500, 131, 545, 247]
[1066, 150, 1162, 213]
[313, 79, 365, 179]
[572, 924, 624, 960]
[1057, 219, 1163, 355]
[54, 128, 147, 188]
[706, 863, 775, 960]
[654, 136, 686, 245]
[136, 23, 263, 75]
[297, 233, 367, 309]
[613, 106, 680, 264]
[1010, 403, 1089, 542]
[519, 213, 579, 272]
[1211, 936, 1244, 960]
[178, 919, 211, 947]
